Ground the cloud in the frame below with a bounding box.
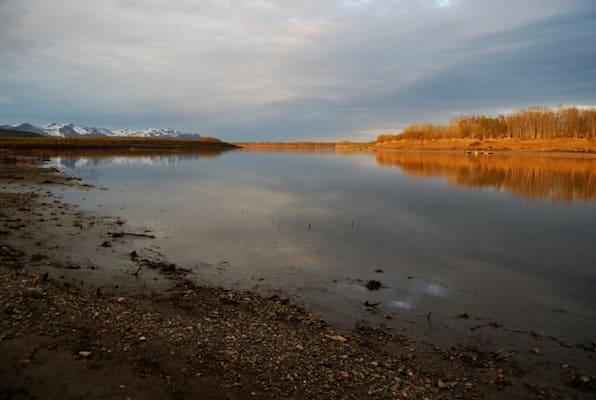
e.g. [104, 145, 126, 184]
[1, 0, 595, 139]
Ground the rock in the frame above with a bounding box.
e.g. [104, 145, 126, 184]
[139, 336, 146, 342]
[78, 351, 92, 358]
[326, 334, 348, 343]
[116, 297, 126, 304]
[437, 380, 447, 389]
[579, 376, 591, 384]
[365, 280, 382, 291]
[232, 382, 243, 388]
[455, 312, 470, 319]
[532, 348, 540, 354]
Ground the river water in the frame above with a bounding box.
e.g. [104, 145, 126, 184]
[49, 149, 596, 344]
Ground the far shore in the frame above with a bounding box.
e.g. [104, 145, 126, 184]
[0, 136, 238, 151]
[2, 136, 596, 156]
[238, 138, 596, 155]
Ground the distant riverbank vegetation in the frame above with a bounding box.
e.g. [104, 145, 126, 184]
[0, 136, 237, 151]
[236, 142, 337, 149]
[377, 106, 596, 142]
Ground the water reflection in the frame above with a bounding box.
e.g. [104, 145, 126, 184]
[29, 148, 228, 161]
[40, 150, 227, 177]
[376, 151, 596, 201]
[49, 149, 596, 343]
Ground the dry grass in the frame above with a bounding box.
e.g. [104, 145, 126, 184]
[0, 136, 237, 151]
[373, 138, 596, 153]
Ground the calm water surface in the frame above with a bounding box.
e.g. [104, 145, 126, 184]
[50, 150, 596, 343]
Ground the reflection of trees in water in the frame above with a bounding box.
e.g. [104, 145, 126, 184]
[376, 152, 596, 201]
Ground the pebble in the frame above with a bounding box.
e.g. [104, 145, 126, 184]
[579, 376, 591, 384]
[326, 335, 348, 343]
[78, 351, 92, 358]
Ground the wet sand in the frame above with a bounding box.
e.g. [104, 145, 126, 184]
[0, 152, 594, 399]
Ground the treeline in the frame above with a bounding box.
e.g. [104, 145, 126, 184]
[377, 107, 596, 142]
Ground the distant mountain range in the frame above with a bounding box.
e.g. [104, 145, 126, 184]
[0, 122, 201, 139]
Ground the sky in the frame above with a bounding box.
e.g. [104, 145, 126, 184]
[1, 0, 595, 141]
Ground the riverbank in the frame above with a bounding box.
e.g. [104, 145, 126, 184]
[1, 152, 594, 399]
[372, 138, 596, 154]
[2, 136, 596, 156]
[236, 138, 596, 156]
[0, 136, 238, 151]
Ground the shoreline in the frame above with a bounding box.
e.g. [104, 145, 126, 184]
[0, 136, 238, 151]
[3, 136, 596, 158]
[237, 138, 596, 156]
[1, 153, 594, 399]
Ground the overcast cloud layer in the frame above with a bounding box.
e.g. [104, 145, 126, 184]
[1, 0, 595, 140]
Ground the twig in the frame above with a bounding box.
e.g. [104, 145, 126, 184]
[364, 300, 381, 309]
[143, 247, 164, 257]
[416, 310, 433, 330]
[110, 232, 156, 239]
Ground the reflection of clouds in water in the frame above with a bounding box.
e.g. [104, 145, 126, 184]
[422, 280, 445, 297]
[55, 152, 450, 276]
[387, 278, 447, 312]
[74, 158, 90, 168]
[53, 151, 596, 342]
[389, 299, 414, 311]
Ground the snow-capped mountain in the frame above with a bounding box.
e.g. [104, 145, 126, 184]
[1, 122, 201, 138]
[111, 127, 200, 138]
[43, 123, 113, 137]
